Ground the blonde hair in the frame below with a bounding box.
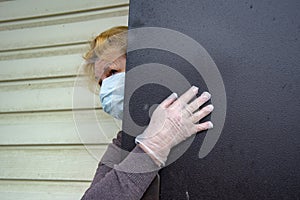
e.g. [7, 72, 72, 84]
[83, 26, 128, 92]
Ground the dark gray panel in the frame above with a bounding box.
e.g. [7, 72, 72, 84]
[123, 0, 300, 199]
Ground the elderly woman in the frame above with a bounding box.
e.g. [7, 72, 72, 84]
[81, 26, 214, 200]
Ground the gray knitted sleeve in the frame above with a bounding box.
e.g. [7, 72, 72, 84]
[81, 132, 159, 200]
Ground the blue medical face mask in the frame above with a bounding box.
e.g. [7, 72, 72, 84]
[99, 72, 125, 120]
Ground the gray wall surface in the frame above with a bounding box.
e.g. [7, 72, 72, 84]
[123, 0, 300, 199]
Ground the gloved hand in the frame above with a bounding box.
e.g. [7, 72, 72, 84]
[135, 86, 214, 167]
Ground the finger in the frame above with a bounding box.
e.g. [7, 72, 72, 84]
[173, 86, 198, 109]
[187, 92, 211, 113]
[160, 93, 178, 108]
[195, 121, 213, 132]
[191, 104, 214, 123]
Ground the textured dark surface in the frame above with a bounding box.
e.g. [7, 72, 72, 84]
[123, 0, 300, 199]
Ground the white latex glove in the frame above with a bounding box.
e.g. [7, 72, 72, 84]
[135, 86, 214, 167]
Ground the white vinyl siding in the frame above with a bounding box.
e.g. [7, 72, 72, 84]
[0, 1, 129, 199]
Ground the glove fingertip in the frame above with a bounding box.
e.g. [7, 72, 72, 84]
[172, 92, 178, 99]
[161, 93, 178, 108]
[167, 92, 178, 99]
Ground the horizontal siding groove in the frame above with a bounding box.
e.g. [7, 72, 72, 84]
[0, 144, 107, 150]
[0, 107, 101, 115]
[0, 44, 87, 60]
[0, 143, 108, 148]
[0, 76, 75, 87]
[0, 108, 102, 114]
[0, 7, 129, 31]
[0, 75, 78, 83]
[0, 4, 129, 24]
[0, 178, 91, 183]
[0, 41, 87, 53]
[0, 108, 103, 115]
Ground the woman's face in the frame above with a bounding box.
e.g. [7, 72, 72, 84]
[94, 55, 126, 86]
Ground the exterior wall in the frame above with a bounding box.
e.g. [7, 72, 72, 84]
[0, 1, 129, 199]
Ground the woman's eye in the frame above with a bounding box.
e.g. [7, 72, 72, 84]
[99, 69, 119, 86]
[98, 78, 102, 86]
[110, 69, 118, 75]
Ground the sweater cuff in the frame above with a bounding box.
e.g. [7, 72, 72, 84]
[100, 143, 124, 168]
[114, 145, 161, 174]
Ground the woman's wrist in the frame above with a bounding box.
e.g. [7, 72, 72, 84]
[138, 143, 163, 167]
